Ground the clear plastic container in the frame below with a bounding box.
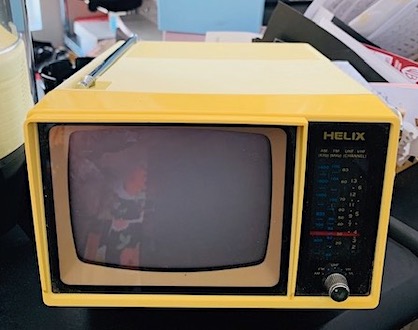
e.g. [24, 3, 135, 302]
[0, 1, 36, 235]
[0, 0, 35, 159]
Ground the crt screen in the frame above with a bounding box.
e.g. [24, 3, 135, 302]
[68, 127, 272, 270]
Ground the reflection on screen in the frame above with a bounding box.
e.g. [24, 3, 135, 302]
[68, 127, 272, 270]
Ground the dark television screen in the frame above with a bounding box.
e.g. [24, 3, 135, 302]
[68, 127, 272, 270]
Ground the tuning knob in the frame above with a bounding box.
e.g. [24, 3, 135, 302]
[324, 273, 350, 302]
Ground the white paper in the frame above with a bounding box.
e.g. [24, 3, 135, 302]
[305, 0, 379, 23]
[332, 0, 380, 23]
[370, 83, 418, 128]
[370, 83, 418, 164]
[314, 17, 412, 83]
[26, 0, 43, 31]
[348, 0, 415, 37]
[366, 0, 418, 59]
[304, 0, 338, 19]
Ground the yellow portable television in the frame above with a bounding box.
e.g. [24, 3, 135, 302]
[24, 42, 399, 309]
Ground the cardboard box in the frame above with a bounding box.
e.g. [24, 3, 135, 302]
[74, 17, 115, 56]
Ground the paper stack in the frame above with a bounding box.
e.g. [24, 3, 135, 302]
[305, 0, 418, 83]
[302, 0, 418, 171]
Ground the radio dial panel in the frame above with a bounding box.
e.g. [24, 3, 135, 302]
[296, 123, 390, 299]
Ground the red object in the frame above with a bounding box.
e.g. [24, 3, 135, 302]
[310, 231, 360, 237]
[365, 44, 418, 84]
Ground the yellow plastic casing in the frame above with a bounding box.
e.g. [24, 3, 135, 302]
[24, 42, 399, 309]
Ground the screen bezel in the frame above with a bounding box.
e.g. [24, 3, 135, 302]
[39, 124, 296, 294]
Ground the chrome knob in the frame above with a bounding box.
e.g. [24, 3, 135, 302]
[324, 273, 350, 302]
